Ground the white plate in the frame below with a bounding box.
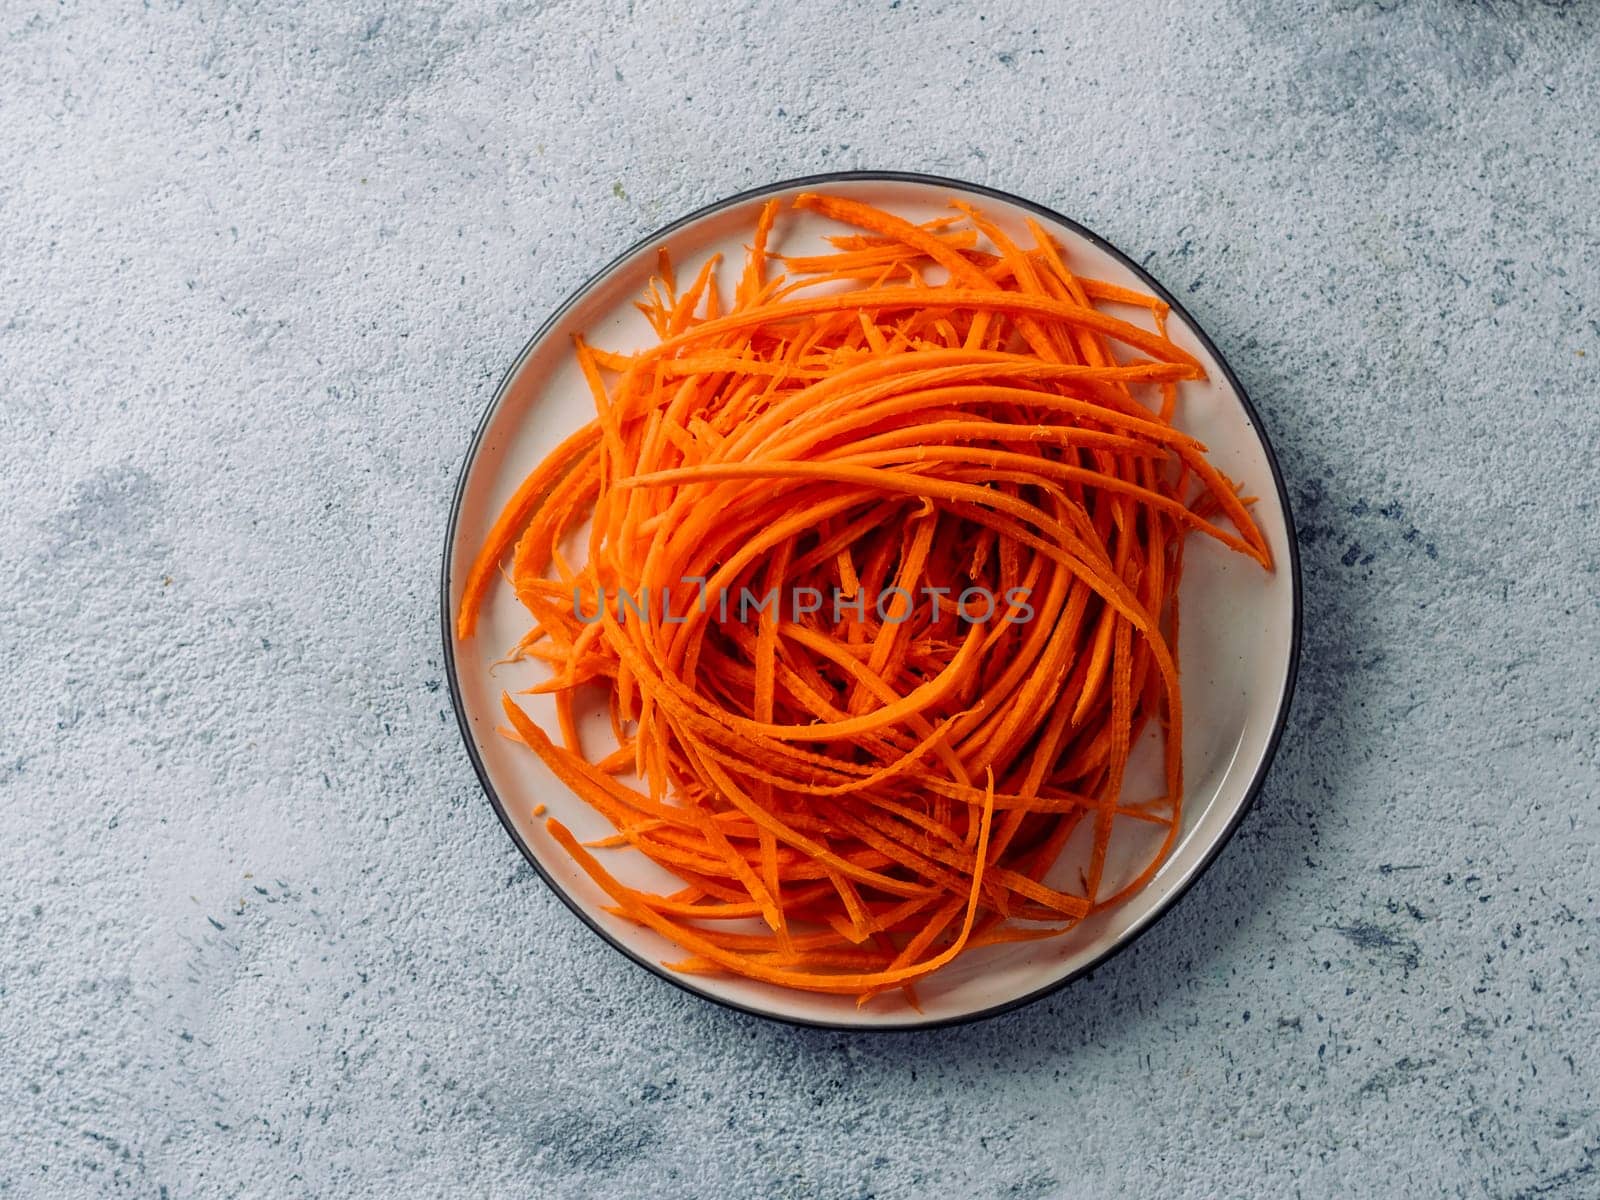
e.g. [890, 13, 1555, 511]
[442, 173, 1301, 1029]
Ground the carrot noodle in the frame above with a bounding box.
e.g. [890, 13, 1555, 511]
[458, 194, 1271, 1002]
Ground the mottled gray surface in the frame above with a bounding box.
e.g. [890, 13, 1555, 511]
[2, 1, 1597, 1196]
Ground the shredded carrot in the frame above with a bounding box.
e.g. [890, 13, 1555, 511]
[458, 194, 1271, 1004]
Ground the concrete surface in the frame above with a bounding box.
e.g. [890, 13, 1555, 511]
[2, 1, 1597, 1196]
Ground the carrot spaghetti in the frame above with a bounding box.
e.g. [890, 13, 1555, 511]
[457, 193, 1271, 1004]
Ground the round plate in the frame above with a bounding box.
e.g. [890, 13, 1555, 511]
[442, 172, 1301, 1030]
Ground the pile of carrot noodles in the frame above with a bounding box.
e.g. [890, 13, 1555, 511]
[456, 193, 1271, 1005]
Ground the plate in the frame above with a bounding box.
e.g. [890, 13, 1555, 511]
[442, 172, 1301, 1029]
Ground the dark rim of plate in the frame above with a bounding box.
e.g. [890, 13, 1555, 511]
[440, 170, 1304, 1032]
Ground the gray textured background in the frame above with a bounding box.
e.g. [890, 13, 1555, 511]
[2, 1, 1597, 1196]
